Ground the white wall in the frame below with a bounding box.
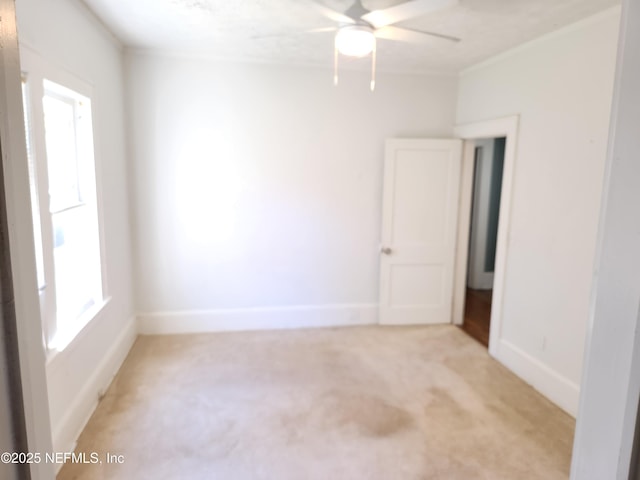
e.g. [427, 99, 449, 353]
[572, 0, 640, 476]
[16, 0, 136, 454]
[456, 7, 621, 415]
[126, 53, 457, 332]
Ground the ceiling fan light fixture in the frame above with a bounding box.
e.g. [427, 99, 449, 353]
[335, 25, 376, 57]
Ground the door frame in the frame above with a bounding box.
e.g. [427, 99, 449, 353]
[571, 0, 640, 476]
[452, 115, 519, 356]
[0, 1, 55, 478]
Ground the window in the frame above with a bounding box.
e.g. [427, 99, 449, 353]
[21, 77, 45, 291]
[22, 76, 105, 352]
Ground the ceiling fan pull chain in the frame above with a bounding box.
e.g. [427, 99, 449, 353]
[334, 43, 339, 86]
[370, 40, 377, 92]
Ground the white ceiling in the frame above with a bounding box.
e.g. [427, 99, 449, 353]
[83, 0, 619, 73]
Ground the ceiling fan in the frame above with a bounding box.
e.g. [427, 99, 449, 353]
[297, 0, 461, 90]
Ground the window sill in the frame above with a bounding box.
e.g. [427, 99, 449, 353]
[46, 297, 112, 364]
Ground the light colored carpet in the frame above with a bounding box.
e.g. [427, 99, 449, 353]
[58, 325, 574, 480]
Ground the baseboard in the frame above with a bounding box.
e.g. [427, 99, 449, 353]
[138, 304, 379, 335]
[494, 338, 580, 417]
[49, 316, 137, 464]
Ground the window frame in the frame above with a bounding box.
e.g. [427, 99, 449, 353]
[20, 47, 109, 355]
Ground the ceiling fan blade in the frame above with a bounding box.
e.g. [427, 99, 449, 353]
[362, 0, 458, 28]
[252, 27, 337, 39]
[375, 26, 460, 45]
[309, 0, 356, 24]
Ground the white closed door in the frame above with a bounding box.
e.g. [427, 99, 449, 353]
[379, 139, 462, 325]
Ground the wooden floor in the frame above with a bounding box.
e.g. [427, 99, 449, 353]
[460, 288, 492, 347]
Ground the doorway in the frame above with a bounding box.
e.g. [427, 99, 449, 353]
[460, 138, 505, 347]
[451, 116, 518, 357]
[0, 138, 31, 480]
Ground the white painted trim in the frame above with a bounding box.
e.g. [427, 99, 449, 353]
[124, 47, 459, 78]
[0, 2, 55, 477]
[20, 44, 97, 95]
[48, 316, 136, 464]
[496, 339, 580, 417]
[571, 0, 640, 477]
[453, 115, 519, 357]
[452, 140, 475, 325]
[46, 297, 111, 357]
[460, 6, 622, 77]
[20, 45, 110, 353]
[138, 304, 378, 335]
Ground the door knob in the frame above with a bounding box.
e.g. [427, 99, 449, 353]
[380, 247, 392, 255]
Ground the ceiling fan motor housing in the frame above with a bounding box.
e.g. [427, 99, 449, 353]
[335, 25, 376, 57]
